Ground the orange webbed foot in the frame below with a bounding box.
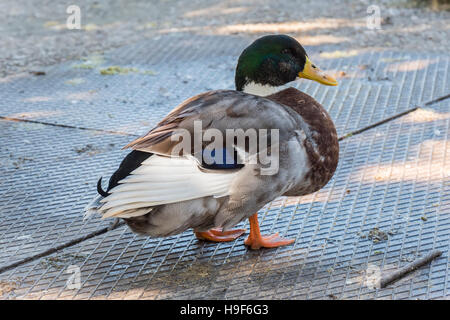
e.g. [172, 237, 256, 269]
[244, 213, 294, 250]
[244, 232, 294, 250]
[195, 227, 246, 242]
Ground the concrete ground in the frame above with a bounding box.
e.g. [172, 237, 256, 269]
[0, 0, 449, 300]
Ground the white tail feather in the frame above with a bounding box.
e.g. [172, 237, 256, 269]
[94, 155, 238, 219]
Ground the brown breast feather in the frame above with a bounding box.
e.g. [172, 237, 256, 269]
[267, 87, 339, 195]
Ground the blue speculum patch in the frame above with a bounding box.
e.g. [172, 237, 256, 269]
[202, 148, 244, 170]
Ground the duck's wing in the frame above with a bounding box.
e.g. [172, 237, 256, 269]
[124, 90, 299, 156]
[96, 90, 302, 220]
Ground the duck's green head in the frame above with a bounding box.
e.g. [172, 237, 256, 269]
[235, 34, 337, 96]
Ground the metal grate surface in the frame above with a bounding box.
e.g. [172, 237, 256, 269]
[1, 34, 448, 136]
[0, 120, 132, 266]
[0, 33, 449, 300]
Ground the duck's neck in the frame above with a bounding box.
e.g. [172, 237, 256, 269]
[241, 81, 287, 97]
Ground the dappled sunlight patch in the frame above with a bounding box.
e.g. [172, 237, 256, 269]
[391, 24, 431, 34]
[0, 280, 19, 298]
[22, 96, 53, 103]
[0, 73, 30, 83]
[380, 57, 409, 63]
[184, 6, 248, 18]
[84, 23, 100, 31]
[320, 50, 360, 59]
[419, 140, 450, 163]
[136, 22, 158, 30]
[384, 59, 438, 73]
[357, 140, 449, 183]
[347, 263, 382, 289]
[373, 166, 409, 182]
[299, 34, 351, 46]
[215, 19, 366, 34]
[43, 21, 59, 28]
[346, 263, 401, 290]
[43, 21, 67, 31]
[402, 108, 450, 123]
[346, 261, 429, 292]
[371, 162, 446, 182]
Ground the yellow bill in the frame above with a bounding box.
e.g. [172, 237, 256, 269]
[298, 57, 338, 86]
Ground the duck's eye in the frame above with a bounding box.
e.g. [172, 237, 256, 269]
[281, 49, 291, 55]
[312, 64, 317, 69]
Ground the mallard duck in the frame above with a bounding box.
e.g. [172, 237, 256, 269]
[86, 34, 339, 249]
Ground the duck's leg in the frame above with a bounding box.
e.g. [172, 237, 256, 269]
[195, 227, 246, 242]
[244, 213, 294, 249]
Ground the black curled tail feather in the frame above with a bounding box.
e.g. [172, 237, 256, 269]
[97, 177, 110, 197]
[95, 151, 152, 198]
